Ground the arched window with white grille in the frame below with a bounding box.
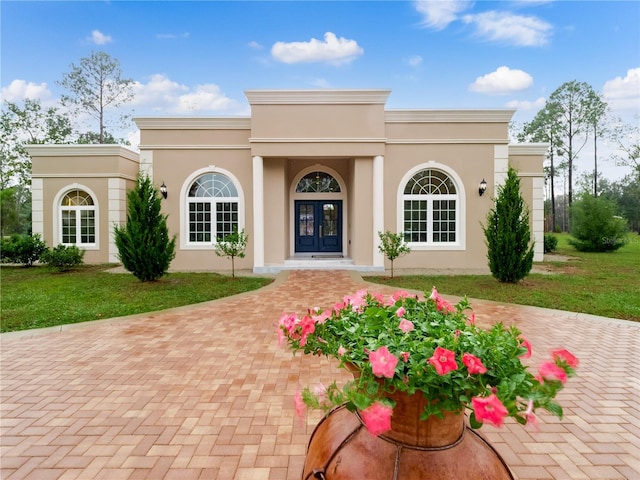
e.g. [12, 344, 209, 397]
[59, 189, 96, 246]
[402, 169, 460, 245]
[186, 172, 240, 243]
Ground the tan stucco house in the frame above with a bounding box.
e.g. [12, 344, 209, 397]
[28, 89, 547, 274]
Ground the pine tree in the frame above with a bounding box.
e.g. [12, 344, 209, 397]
[114, 175, 176, 281]
[483, 167, 534, 283]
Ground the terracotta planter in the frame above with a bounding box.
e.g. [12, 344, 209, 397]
[302, 392, 514, 480]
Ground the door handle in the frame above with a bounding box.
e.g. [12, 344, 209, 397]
[319, 225, 323, 238]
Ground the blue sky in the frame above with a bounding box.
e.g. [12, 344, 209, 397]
[2, 1, 639, 178]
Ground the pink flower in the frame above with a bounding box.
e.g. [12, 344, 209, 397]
[312, 310, 332, 324]
[462, 353, 487, 374]
[294, 390, 306, 425]
[312, 384, 327, 404]
[523, 399, 538, 431]
[398, 319, 414, 333]
[392, 290, 411, 301]
[396, 306, 406, 318]
[519, 336, 532, 359]
[539, 361, 568, 384]
[428, 347, 458, 375]
[360, 402, 393, 436]
[337, 346, 347, 356]
[298, 315, 316, 346]
[369, 346, 398, 378]
[468, 313, 476, 325]
[551, 349, 579, 368]
[401, 352, 410, 363]
[472, 394, 508, 428]
[429, 287, 454, 313]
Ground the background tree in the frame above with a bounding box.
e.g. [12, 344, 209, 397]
[610, 116, 640, 177]
[114, 175, 176, 281]
[378, 230, 410, 278]
[214, 228, 248, 278]
[584, 89, 608, 197]
[0, 186, 31, 236]
[57, 51, 134, 144]
[483, 167, 534, 283]
[1, 99, 73, 189]
[519, 101, 565, 232]
[546, 80, 599, 208]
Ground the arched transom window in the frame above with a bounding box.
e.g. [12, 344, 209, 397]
[187, 173, 239, 243]
[60, 189, 96, 245]
[403, 169, 458, 244]
[296, 171, 341, 193]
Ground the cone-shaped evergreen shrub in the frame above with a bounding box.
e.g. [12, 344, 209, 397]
[483, 167, 534, 283]
[114, 175, 176, 281]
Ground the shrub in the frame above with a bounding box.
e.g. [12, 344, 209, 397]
[483, 167, 534, 283]
[0, 234, 47, 266]
[114, 174, 176, 281]
[377, 230, 411, 278]
[41, 244, 85, 271]
[544, 233, 558, 253]
[214, 228, 248, 278]
[568, 194, 628, 252]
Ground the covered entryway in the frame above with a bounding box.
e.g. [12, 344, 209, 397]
[294, 200, 342, 253]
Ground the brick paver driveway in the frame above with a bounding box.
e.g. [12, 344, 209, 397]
[1, 270, 638, 479]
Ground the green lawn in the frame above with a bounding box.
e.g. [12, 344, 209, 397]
[0, 265, 273, 333]
[366, 233, 640, 322]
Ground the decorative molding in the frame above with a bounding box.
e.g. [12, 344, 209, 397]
[25, 144, 139, 162]
[139, 144, 250, 150]
[249, 137, 386, 143]
[385, 110, 516, 123]
[32, 173, 138, 181]
[386, 138, 507, 145]
[245, 89, 391, 105]
[134, 117, 251, 130]
[508, 143, 550, 156]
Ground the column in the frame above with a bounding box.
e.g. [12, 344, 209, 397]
[373, 155, 385, 267]
[493, 145, 509, 195]
[252, 156, 265, 270]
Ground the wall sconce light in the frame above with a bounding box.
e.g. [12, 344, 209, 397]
[160, 182, 168, 199]
[479, 178, 487, 197]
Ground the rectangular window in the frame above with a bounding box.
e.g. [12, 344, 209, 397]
[61, 210, 76, 244]
[404, 200, 427, 243]
[189, 202, 211, 242]
[432, 199, 456, 243]
[80, 210, 95, 243]
[216, 202, 238, 240]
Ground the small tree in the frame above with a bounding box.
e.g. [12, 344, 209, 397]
[114, 175, 176, 281]
[568, 194, 628, 252]
[378, 230, 411, 278]
[214, 228, 248, 278]
[483, 167, 534, 283]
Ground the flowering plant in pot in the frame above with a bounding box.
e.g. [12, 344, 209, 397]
[277, 288, 578, 437]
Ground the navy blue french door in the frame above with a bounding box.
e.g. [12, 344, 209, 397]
[295, 200, 342, 253]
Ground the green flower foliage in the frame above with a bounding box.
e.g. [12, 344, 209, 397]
[279, 289, 576, 430]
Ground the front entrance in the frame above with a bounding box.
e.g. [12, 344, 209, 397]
[295, 200, 342, 253]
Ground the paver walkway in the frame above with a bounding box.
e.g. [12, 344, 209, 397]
[1, 270, 638, 480]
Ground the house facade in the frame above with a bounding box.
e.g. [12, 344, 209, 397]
[28, 89, 547, 274]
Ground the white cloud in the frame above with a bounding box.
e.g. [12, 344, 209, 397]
[90, 30, 112, 45]
[271, 32, 363, 65]
[310, 78, 331, 88]
[470, 66, 534, 95]
[406, 55, 423, 67]
[603, 67, 640, 113]
[505, 96, 546, 111]
[1, 79, 55, 105]
[247, 41, 263, 50]
[131, 74, 237, 114]
[414, 0, 472, 30]
[462, 11, 552, 46]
